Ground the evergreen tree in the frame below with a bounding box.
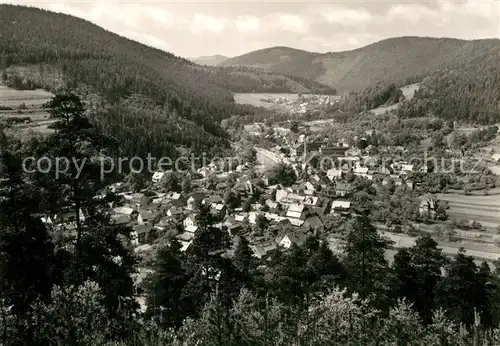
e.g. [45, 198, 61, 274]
[437, 248, 479, 325]
[31, 93, 138, 337]
[342, 215, 393, 309]
[146, 240, 187, 328]
[0, 144, 57, 341]
[181, 177, 192, 194]
[233, 236, 256, 279]
[163, 172, 180, 192]
[408, 235, 447, 324]
[476, 261, 495, 329]
[33, 281, 110, 346]
[392, 248, 418, 306]
[305, 241, 346, 294]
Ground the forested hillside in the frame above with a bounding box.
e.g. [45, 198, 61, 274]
[210, 65, 336, 94]
[221, 37, 500, 94]
[0, 4, 334, 158]
[219, 46, 324, 80]
[397, 46, 500, 124]
[0, 5, 332, 98]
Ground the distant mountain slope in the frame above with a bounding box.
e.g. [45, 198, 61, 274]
[220, 46, 323, 81]
[397, 45, 500, 124]
[191, 55, 229, 66]
[0, 4, 336, 158]
[0, 5, 333, 97]
[221, 37, 500, 93]
[208, 66, 336, 94]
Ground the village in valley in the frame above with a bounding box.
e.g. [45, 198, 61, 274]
[40, 89, 500, 302]
[4, 3, 500, 344]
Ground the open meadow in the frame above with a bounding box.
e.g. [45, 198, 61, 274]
[370, 83, 420, 115]
[233, 93, 299, 109]
[0, 83, 56, 135]
[438, 193, 500, 231]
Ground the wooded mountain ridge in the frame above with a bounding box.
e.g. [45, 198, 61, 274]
[0, 4, 332, 158]
[219, 37, 500, 94]
[190, 55, 229, 66]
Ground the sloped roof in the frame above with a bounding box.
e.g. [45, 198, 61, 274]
[285, 231, 307, 245]
[287, 204, 305, 213]
[180, 241, 192, 252]
[185, 225, 198, 233]
[288, 218, 305, 226]
[113, 207, 135, 215]
[332, 200, 351, 209]
[111, 214, 130, 225]
[139, 210, 157, 220]
[133, 224, 151, 234]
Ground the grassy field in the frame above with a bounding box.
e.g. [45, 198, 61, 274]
[0, 83, 56, 135]
[435, 193, 500, 241]
[439, 193, 500, 226]
[400, 83, 420, 99]
[370, 83, 420, 115]
[233, 93, 299, 109]
[380, 230, 499, 264]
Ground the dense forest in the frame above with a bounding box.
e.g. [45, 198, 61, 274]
[220, 37, 500, 94]
[0, 4, 336, 160]
[220, 46, 326, 81]
[0, 92, 500, 345]
[343, 83, 404, 113]
[221, 36, 500, 124]
[397, 46, 500, 124]
[208, 66, 337, 95]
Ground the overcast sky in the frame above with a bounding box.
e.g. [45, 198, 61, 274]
[3, 0, 500, 58]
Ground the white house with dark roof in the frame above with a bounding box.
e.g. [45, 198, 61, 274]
[129, 193, 149, 208]
[133, 223, 153, 244]
[167, 207, 184, 218]
[279, 231, 307, 249]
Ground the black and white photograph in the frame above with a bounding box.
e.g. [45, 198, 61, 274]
[0, 1, 499, 345]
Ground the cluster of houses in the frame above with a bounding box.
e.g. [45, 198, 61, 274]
[271, 138, 423, 192]
[36, 128, 444, 262]
[110, 152, 433, 258]
[103, 174, 353, 259]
